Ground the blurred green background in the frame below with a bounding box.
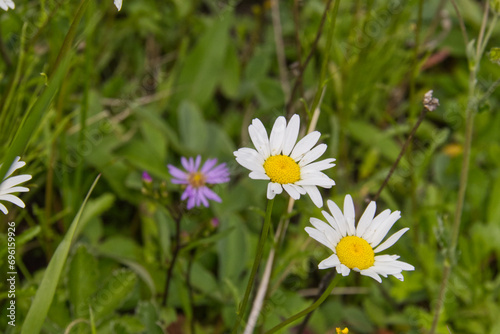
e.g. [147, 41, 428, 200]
[1, 0, 500, 333]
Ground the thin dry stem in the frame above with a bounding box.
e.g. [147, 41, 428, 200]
[270, 0, 290, 102]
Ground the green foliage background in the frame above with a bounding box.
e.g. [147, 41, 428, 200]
[1, 0, 500, 333]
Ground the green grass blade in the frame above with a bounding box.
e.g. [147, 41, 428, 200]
[0, 54, 70, 181]
[20, 175, 101, 334]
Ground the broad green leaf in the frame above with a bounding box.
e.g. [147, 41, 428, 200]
[92, 269, 137, 321]
[137, 301, 163, 334]
[174, 14, 231, 107]
[177, 101, 208, 153]
[346, 120, 400, 161]
[21, 175, 100, 334]
[68, 244, 99, 319]
[220, 42, 241, 98]
[217, 215, 247, 281]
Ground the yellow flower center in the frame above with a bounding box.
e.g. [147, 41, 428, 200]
[188, 172, 206, 188]
[336, 328, 349, 334]
[336, 236, 374, 270]
[263, 155, 301, 184]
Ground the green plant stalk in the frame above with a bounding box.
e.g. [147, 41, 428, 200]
[430, 70, 476, 334]
[0, 24, 28, 136]
[309, 0, 341, 114]
[74, 1, 94, 209]
[265, 272, 340, 334]
[430, 2, 493, 329]
[231, 198, 275, 334]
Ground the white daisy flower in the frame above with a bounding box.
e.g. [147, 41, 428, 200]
[114, 0, 122, 11]
[305, 195, 414, 282]
[0, 0, 15, 11]
[234, 114, 336, 207]
[0, 157, 32, 215]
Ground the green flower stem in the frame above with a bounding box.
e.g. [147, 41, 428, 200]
[231, 198, 275, 334]
[429, 2, 494, 333]
[265, 272, 340, 334]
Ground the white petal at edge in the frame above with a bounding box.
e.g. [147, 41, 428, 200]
[0, 194, 25, 208]
[373, 228, 409, 253]
[290, 131, 320, 161]
[249, 171, 270, 180]
[343, 195, 356, 236]
[305, 227, 334, 251]
[302, 185, 323, 208]
[298, 144, 327, 167]
[355, 201, 376, 237]
[283, 184, 300, 199]
[318, 253, 340, 269]
[326, 200, 348, 237]
[282, 114, 300, 156]
[368, 211, 401, 247]
[0, 202, 8, 214]
[269, 116, 286, 156]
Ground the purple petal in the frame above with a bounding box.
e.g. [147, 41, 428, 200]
[168, 165, 188, 180]
[181, 157, 191, 172]
[181, 186, 194, 201]
[194, 155, 202, 171]
[202, 187, 222, 203]
[201, 158, 218, 173]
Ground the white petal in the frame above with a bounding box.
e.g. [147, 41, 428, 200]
[289, 183, 306, 195]
[395, 260, 415, 271]
[360, 268, 382, 283]
[270, 182, 283, 195]
[249, 171, 270, 180]
[299, 144, 327, 167]
[361, 209, 391, 240]
[300, 158, 336, 172]
[343, 195, 356, 236]
[369, 211, 401, 247]
[249, 118, 271, 159]
[0, 194, 25, 208]
[305, 227, 334, 251]
[310, 217, 341, 243]
[340, 264, 351, 276]
[295, 175, 335, 187]
[282, 114, 300, 156]
[302, 185, 323, 207]
[321, 210, 342, 236]
[374, 228, 409, 253]
[355, 201, 376, 237]
[393, 273, 404, 281]
[266, 183, 277, 199]
[234, 147, 265, 164]
[2, 157, 23, 179]
[327, 200, 348, 237]
[269, 116, 286, 155]
[283, 184, 300, 199]
[318, 254, 341, 269]
[0, 174, 32, 191]
[0, 202, 8, 214]
[374, 254, 399, 262]
[290, 131, 321, 161]
[1, 186, 29, 194]
[114, 0, 122, 11]
[235, 157, 265, 174]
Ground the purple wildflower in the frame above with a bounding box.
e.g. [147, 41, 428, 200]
[142, 171, 152, 183]
[168, 155, 230, 209]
